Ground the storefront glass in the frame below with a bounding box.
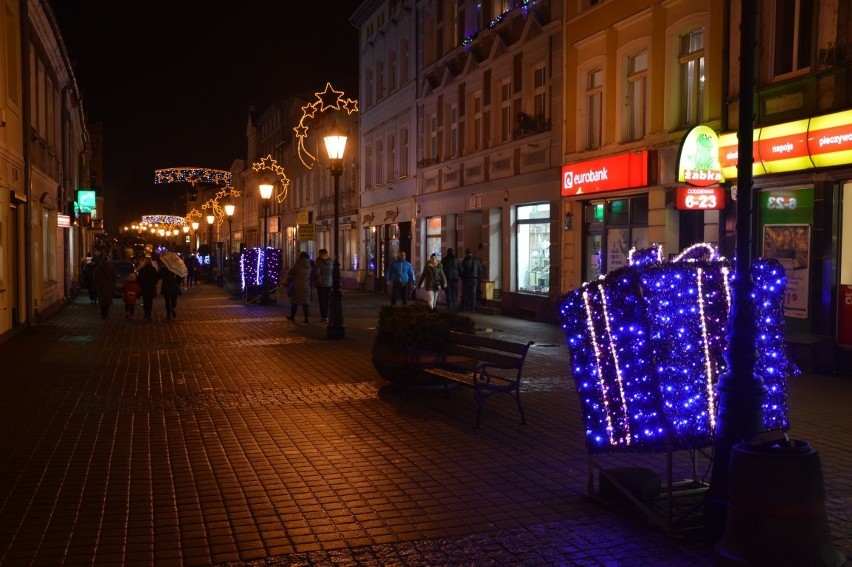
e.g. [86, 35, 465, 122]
[516, 203, 551, 294]
[583, 195, 648, 280]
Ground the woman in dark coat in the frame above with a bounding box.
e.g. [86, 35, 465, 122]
[136, 257, 159, 322]
[158, 263, 181, 320]
[93, 255, 116, 320]
[286, 251, 315, 324]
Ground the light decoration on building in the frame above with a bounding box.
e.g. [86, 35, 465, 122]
[559, 243, 796, 454]
[240, 247, 282, 292]
[293, 82, 358, 170]
[251, 155, 291, 204]
[140, 214, 186, 227]
[153, 167, 232, 187]
[462, 0, 542, 46]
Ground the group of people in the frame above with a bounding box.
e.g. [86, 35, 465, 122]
[285, 249, 334, 325]
[79, 252, 185, 322]
[386, 247, 482, 312]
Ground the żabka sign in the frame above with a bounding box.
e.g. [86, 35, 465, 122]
[718, 108, 852, 178]
[561, 151, 649, 196]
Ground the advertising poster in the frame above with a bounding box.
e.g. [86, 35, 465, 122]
[762, 224, 810, 318]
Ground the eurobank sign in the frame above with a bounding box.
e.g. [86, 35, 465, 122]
[719, 108, 852, 178]
[561, 150, 649, 196]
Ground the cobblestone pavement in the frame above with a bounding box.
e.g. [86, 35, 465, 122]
[0, 283, 849, 566]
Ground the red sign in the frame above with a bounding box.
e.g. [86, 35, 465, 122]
[675, 186, 726, 210]
[57, 214, 71, 228]
[561, 151, 649, 196]
[757, 119, 813, 173]
[808, 109, 852, 167]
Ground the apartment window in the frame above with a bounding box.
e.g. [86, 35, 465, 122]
[516, 203, 551, 295]
[450, 104, 459, 157]
[387, 134, 395, 182]
[473, 93, 483, 151]
[533, 64, 547, 120]
[773, 0, 813, 77]
[376, 60, 385, 100]
[626, 50, 648, 141]
[456, 1, 465, 46]
[586, 68, 603, 149]
[5, 5, 19, 103]
[375, 139, 383, 186]
[388, 49, 397, 92]
[679, 28, 704, 127]
[500, 79, 511, 142]
[365, 145, 373, 187]
[430, 114, 438, 159]
[366, 68, 373, 107]
[400, 128, 409, 177]
[400, 39, 410, 84]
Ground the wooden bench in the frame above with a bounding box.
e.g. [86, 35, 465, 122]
[408, 331, 535, 429]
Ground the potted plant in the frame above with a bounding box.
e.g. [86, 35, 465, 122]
[371, 302, 476, 387]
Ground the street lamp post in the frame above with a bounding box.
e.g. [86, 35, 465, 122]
[191, 221, 199, 254]
[224, 203, 235, 279]
[206, 214, 215, 282]
[323, 124, 347, 340]
[259, 184, 273, 304]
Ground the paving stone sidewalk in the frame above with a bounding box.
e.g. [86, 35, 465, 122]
[0, 283, 848, 566]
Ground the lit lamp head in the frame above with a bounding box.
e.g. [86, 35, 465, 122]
[258, 184, 273, 201]
[323, 123, 348, 174]
[183, 225, 189, 234]
[224, 203, 236, 218]
[191, 221, 199, 231]
[206, 214, 215, 226]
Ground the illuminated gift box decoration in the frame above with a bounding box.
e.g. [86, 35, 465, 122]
[559, 243, 796, 454]
[241, 247, 283, 293]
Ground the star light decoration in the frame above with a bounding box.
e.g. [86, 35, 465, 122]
[294, 82, 358, 169]
[559, 243, 797, 454]
[251, 155, 291, 204]
[201, 186, 241, 226]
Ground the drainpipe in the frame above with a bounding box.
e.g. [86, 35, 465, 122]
[20, 0, 33, 325]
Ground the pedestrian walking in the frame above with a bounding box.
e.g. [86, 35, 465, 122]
[416, 253, 448, 310]
[158, 262, 181, 320]
[122, 272, 141, 320]
[137, 257, 158, 322]
[186, 254, 199, 287]
[442, 247, 461, 310]
[93, 254, 116, 320]
[314, 248, 333, 322]
[80, 254, 97, 303]
[460, 248, 482, 313]
[386, 251, 416, 305]
[286, 251, 315, 324]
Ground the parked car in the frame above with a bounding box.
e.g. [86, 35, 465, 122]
[113, 261, 136, 297]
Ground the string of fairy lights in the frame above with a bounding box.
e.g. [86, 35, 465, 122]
[560, 242, 796, 454]
[153, 166, 239, 227]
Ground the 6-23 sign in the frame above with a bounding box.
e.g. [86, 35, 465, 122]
[675, 186, 726, 210]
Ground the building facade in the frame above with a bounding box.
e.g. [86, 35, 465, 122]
[0, 0, 90, 343]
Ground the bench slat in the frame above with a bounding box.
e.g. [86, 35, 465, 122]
[407, 332, 533, 429]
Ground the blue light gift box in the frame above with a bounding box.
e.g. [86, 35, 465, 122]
[560, 243, 796, 454]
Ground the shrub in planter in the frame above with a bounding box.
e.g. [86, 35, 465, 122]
[372, 303, 476, 384]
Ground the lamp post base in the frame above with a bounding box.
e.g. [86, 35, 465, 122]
[327, 288, 345, 339]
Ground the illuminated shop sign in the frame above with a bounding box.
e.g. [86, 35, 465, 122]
[675, 186, 726, 210]
[77, 190, 96, 213]
[561, 151, 649, 196]
[719, 108, 852, 177]
[677, 125, 724, 186]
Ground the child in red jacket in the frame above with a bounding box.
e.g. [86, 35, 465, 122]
[122, 272, 142, 320]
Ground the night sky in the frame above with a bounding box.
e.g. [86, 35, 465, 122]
[49, 1, 363, 233]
